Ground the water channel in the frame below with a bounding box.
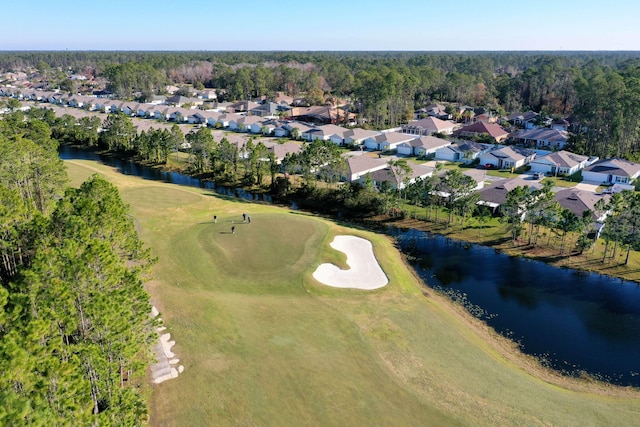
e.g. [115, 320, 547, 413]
[61, 146, 640, 388]
[59, 146, 272, 202]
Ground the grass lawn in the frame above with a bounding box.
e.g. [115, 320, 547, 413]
[65, 159, 640, 426]
[542, 177, 579, 187]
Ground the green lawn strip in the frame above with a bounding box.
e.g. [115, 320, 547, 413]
[64, 159, 640, 426]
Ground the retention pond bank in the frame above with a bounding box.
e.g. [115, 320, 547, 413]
[392, 227, 640, 387]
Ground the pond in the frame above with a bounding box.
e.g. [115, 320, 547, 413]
[59, 146, 272, 202]
[392, 227, 640, 387]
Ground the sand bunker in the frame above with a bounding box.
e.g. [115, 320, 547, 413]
[313, 235, 388, 290]
[150, 306, 184, 384]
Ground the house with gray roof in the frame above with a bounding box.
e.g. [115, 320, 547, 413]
[364, 132, 417, 151]
[581, 158, 640, 185]
[396, 135, 451, 157]
[303, 124, 350, 144]
[511, 127, 569, 150]
[554, 189, 610, 222]
[506, 110, 539, 129]
[401, 117, 456, 136]
[477, 177, 543, 211]
[369, 162, 434, 190]
[263, 141, 302, 163]
[435, 140, 491, 164]
[250, 102, 279, 118]
[344, 155, 389, 182]
[529, 150, 590, 176]
[343, 128, 381, 146]
[479, 146, 536, 170]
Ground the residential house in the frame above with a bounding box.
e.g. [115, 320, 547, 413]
[528, 150, 590, 176]
[187, 111, 213, 125]
[435, 140, 491, 163]
[68, 96, 87, 108]
[344, 155, 389, 182]
[303, 124, 350, 144]
[165, 95, 203, 108]
[148, 95, 166, 105]
[554, 189, 612, 236]
[250, 102, 279, 118]
[263, 141, 302, 163]
[402, 117, 456, 136]
[507, 111, 539, 129]
[168, 108, 189, 123]
[551, 118, 570, 132]
[477, 177, 544, 212]
[581, 158, 640, 185]
[511, 127, 569, 150]
[198, 89, 218, 100]
[343, 128, 381, 146]
[454, 122, 509, 143]
[365, 132, 416, 151]
[273, 92, 294, 106]
[153, 107, 170, 121]
[121, 102, 140, 116]
[228, 100, 260, 113]
[369, 162, 434, 190]
[216, 113, 242, 128]
[287, 122, 315, 139]
[554, 189, 610, 221]
[397, 135, 450, 156]
[417, 103, 450, 120]
[479, 146, 536, 170]
[289, 105, 352, 125]
[229, 115, 264, 132]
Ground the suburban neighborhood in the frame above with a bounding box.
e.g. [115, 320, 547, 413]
[1, 76, 636, 240]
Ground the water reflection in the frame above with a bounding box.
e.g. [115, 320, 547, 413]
[393, 227, 640, 387]
[59, 146, 272, 202]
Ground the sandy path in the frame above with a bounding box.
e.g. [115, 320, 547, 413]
[313, 235, 388, 290]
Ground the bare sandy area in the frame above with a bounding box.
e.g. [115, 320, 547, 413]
[150, 306, 184, 384]
[313, 235, 388, 290]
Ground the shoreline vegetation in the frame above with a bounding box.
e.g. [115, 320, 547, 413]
[72, 142, 640, 284]
[62, 158, 640, 427]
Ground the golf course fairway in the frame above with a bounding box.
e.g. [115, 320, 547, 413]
[65, 159, 640, 426]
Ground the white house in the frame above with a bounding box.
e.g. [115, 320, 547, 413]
[344, 155, 389, 182]
[121, 102, 139, 116]
[343, 128, 381, 146]
[216, 113, 241, 128]
[302, 124, 349, 143]
[528, 150, 589, 176]
[401, 117, 456, 136]
[369, 162, 434, 189]
[507, 111, 539, 129]
[397, 135, 450, 156]
[581, 158, 640, 184]
[511, 127, 569, 150]
[479, 146, 536, 170]
[365, 132, 416, 151]
[435, 141, 491, 163]
[477, 177, 544, 212]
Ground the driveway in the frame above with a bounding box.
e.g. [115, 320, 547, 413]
[575, 181, 600, 193]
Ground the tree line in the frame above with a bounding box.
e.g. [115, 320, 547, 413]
[4, 51, 640, 159]
[0, 110, 155, 425]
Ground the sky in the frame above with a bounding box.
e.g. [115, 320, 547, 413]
[3, 0, 640, 51]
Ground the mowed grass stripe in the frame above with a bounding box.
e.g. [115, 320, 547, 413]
[63, 160, 640, 427]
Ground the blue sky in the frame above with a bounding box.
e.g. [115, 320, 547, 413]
[3, 0, 639, 51]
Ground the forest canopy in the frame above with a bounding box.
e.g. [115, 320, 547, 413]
[3, 51, 640, 158]
[0, 112, 155, 425]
